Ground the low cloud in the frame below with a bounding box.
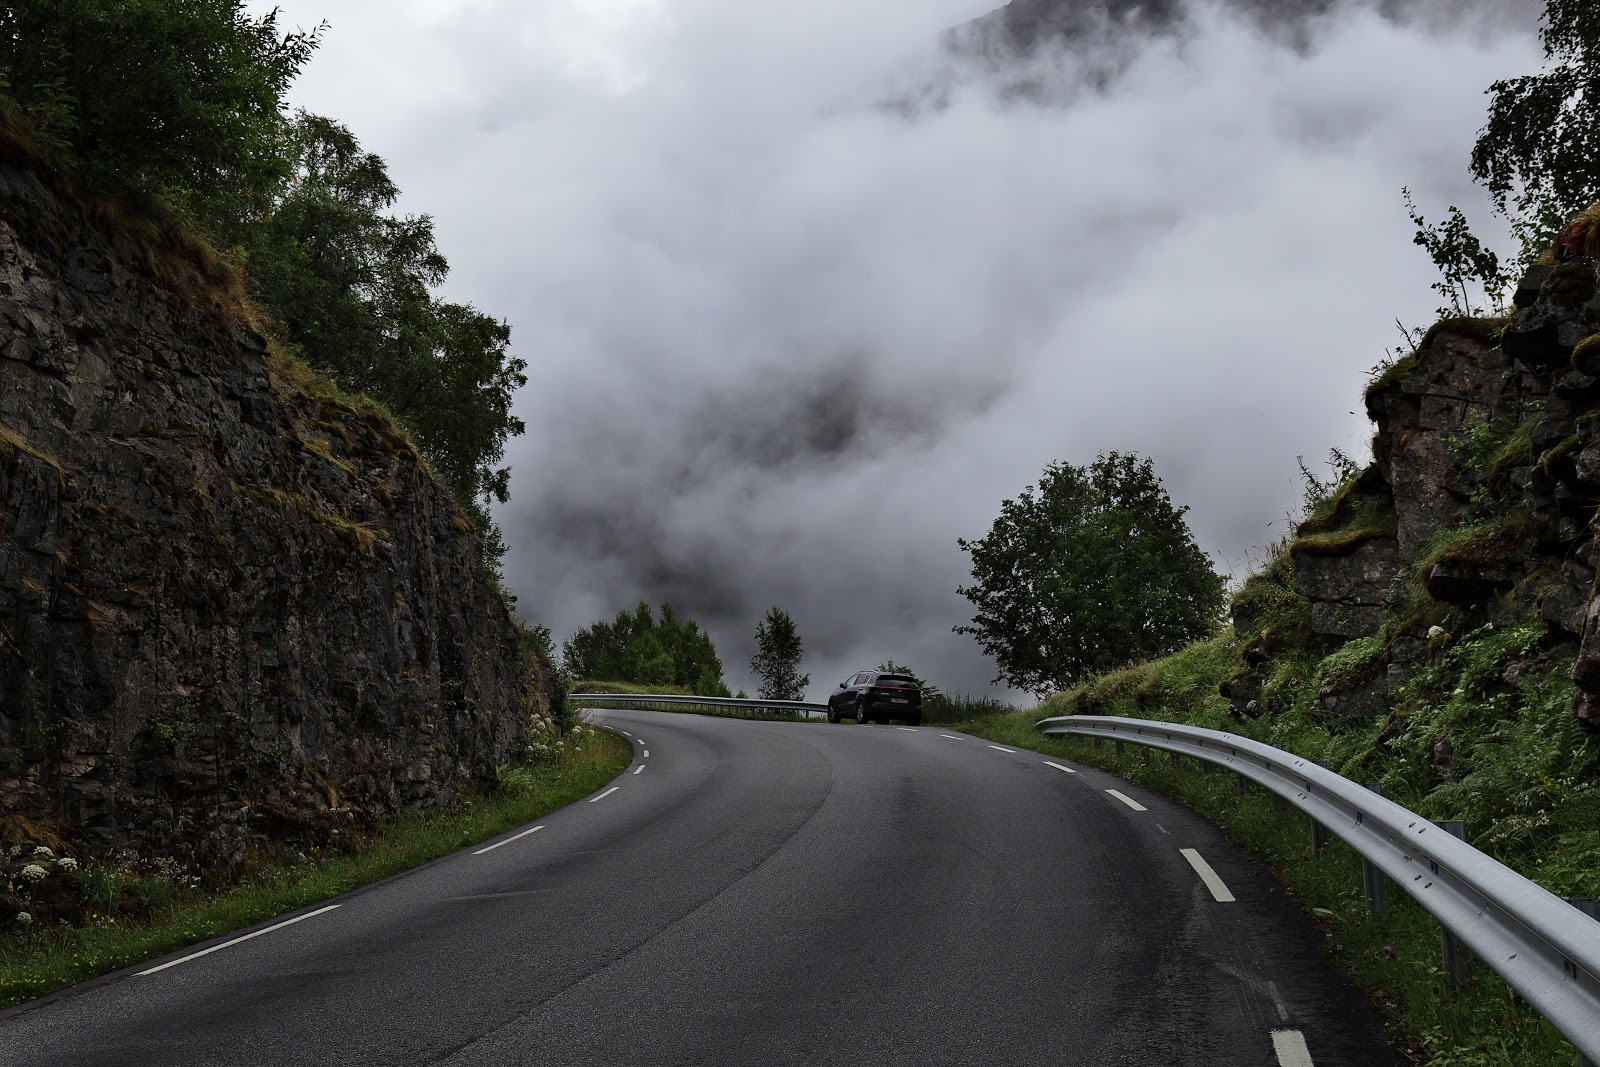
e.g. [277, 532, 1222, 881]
[264, 0, 1543, 699]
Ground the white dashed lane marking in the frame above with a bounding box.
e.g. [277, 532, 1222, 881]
[474, 825, 544, 855]
[1270, 1029, 1315, 1067]
[896, 727, 918, 732]
[139, 905, 342, 975]
[643, 750, 649, 758]
[988, 745, 1016, 754]
[590, 786, 621, 803]
[1043, 761, 1077, 774]
[1180, 848, 1236, 902]
[633, 765, 645, 775]
[1106, 789, 1147, 812]
[940, 734, 963, 740]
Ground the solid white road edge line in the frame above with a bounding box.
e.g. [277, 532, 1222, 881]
[896, 727, 917, 732]
[633, 765, 645, 775]
[1270, 1029, 1315, 1067]
[1179, 847, 1236, 902]
[590, 786, 621, 803]
[139, 904, 342, 975]
[1043, 761, 1077, 774]
[473, 824, 545, 855]
[988, 745, 1016, 753]
[1106, 789, 1147, 811]
[940, 734, 963, 740]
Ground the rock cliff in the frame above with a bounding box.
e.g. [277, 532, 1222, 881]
[1229, 208, 1600, 734]
[0, 153, 548, 869]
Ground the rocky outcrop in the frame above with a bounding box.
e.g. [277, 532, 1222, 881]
[0, 159, 547, 867]
[1246, 228, 1600, 731]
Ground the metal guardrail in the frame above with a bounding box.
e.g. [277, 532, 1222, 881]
[573, 692, 830, 720]
[1037, 714, 1600, 1065]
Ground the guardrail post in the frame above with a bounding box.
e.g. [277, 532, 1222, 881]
[1308, 760, 1331, 857]
[1115, 739, 1125, 756]
[1267, 745, 1289, 811]
[1093, 737, 1104, 750]
[1168, 751, 1180, 769]
[1434, 821, 1474, 988]
[1235, 771, 1251, 795]
[1362, 783, 1390, 916]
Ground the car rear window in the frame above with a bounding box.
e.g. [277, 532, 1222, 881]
[874, 676, 918, 688]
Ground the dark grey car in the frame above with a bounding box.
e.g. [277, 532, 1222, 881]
[827, 671, 922, 725]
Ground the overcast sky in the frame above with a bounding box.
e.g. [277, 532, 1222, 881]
[250, 0, 1543, 701]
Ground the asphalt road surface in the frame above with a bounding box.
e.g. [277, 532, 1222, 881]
[1, 709, 1409, 1066]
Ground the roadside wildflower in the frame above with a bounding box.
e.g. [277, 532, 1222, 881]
[56, 856, 78, 871]
[20, 864, 47, 883]
[31, 846, 54, 860]
[1427, 625, 1447, 641]
[14, 912, 32, 926]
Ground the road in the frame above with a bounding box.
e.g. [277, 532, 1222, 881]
[1, 710, 1407, 1066]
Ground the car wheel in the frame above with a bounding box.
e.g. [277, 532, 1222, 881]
[855, 700, 868, 725]
[827, 705, 840, 724]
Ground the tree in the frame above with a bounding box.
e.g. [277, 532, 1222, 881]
[561, 603, 730, 696]
[1409, 1, 1600, 311]
[0, 1, 321, 228]
[955, 452, 1225, 697]
[751, 607, 809, 701]
[242, 113, 527, 545]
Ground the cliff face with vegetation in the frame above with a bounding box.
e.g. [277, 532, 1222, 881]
[1235, 226, 1600, 736]
[0, 157, 548, 869]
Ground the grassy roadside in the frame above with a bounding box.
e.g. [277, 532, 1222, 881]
[950, 709, 1573, 1067]
[0, 726, 631, 1009]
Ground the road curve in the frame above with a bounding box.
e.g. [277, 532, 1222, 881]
[0, 710, 1407, 1066]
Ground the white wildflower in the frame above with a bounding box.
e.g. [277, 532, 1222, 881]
[14, 912, 32, 926]
[1427, 625, 1447, 641]
[31, 846, 53, 860]
[20, 864, 47, 883]
[56, 856, 78, 871]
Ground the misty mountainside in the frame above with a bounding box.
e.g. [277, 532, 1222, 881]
[954, 0, 1439, 55]
[0, 145, 554, 871]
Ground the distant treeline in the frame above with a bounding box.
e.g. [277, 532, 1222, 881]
[0, 3, 525, 569]
[562, 603, 733, 697]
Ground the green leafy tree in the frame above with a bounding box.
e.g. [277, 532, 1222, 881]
[955, 452, 1225, 697]
[243, 113, 527, 536]
[1409, 1, 1600, 311]
[751, 607, 809, 701]
[0, 1, 321, 227]
[561, 603, 731, 696]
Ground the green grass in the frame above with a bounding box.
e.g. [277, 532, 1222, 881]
[0, 726, 631, 1008]
[949, 707, 1578, 1066]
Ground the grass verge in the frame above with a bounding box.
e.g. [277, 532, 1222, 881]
[0, 726, 631, 1009]
[950, 709, 1575, 1067]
